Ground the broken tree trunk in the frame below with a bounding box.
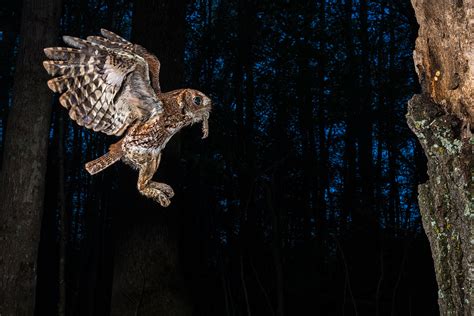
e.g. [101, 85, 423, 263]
[407, 1, 473, 315]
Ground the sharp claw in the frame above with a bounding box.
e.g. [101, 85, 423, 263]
[164, 187, 174, 198]
[153, 183, 174, 198]
[158, 194, 171, 207]
[156, 185, 173, 207]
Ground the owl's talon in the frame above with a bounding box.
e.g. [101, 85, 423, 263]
[140, 187, 172, 207]
[157, 192, 171, 207]
[155, 183, 173, 207]
[148, 182, 174, 198]
[159, 184, 174, 198]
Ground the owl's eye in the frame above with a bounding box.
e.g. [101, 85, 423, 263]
[193, 96, 202, 106]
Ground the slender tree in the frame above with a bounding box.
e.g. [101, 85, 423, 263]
[57, 112, 67, 316]
[0, 0, 62, 314]
[110, 0, 191, 315]
[407, 1, 473, 314]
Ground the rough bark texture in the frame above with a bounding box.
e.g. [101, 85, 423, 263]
[407, 1, 473, 315]
[0, 0, 62, 314]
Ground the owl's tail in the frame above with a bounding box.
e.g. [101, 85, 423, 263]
[85, 151, 123, 175]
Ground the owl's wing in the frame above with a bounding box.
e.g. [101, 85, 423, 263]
[43, 32, 162, 136]
[87, 29, 161, 93]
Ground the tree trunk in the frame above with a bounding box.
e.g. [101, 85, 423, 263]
[266, 183, 285, 316]
[110, 0, 191, 315]
[316, 0, 327, 248]
[0, 0, 62, 314]
[407, 1, 473, 314]
[57, 113, 67, 316]
[357, 0, 375, 225]
[341, 0, 357, 230]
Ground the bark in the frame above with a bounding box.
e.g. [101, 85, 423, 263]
[407, 1, 473, 314]
[0, 0, 62, 314]
[0, 5, 21, 160]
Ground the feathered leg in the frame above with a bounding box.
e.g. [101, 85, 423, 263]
[85, 139, 123, 175]
[137, 153, 174, 207]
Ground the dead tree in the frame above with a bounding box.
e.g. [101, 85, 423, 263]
[406, 1, 473, 314]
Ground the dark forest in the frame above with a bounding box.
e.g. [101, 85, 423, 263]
[2, 0, 471, 315]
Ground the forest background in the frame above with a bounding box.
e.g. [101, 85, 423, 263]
[0, 0, 439, 315]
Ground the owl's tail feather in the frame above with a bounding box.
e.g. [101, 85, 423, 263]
[85, 151, 123, 175]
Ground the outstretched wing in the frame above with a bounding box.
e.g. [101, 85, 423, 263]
[43, 30, 161, 136]
[89, 29, 161, 93]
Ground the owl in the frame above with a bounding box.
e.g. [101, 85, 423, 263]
[43, 29, 211, 207]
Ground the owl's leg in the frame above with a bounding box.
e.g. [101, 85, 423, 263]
[137, 154, 175, 207]
[109, 139, 123, 152]
[85, 139, 124, 175]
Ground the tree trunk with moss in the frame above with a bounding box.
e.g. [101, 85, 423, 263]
[407, 1, 473, 315]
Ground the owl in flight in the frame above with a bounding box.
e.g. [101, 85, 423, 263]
[43, 29, 211, 207]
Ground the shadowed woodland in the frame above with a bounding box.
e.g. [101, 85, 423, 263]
[0, 0, 441, 315]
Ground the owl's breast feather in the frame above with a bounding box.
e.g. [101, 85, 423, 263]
[122, 115, 181, 155]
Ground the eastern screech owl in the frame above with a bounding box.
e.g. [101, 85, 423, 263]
[43, 29, 211, 207]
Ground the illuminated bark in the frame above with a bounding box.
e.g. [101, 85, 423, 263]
[407, 1, 473, 314]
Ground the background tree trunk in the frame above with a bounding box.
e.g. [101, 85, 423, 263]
[57, 112, 67, 316]
[407, 1, 473, 314]
[0, 0, 446, 313]
[110, 0, 191, 315]
[0, 0, 62, 314]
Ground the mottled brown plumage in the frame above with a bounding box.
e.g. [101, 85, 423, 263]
[43, 29, 211, 206]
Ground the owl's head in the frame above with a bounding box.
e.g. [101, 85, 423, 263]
[180, 89, 212, 138]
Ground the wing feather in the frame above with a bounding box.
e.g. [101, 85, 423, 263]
[43, 30, 162, 136]
[95, 29, 161, 93]
[100, 29, 134, 46]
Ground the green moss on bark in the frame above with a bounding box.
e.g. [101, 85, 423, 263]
[407, 94, 473, 315]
